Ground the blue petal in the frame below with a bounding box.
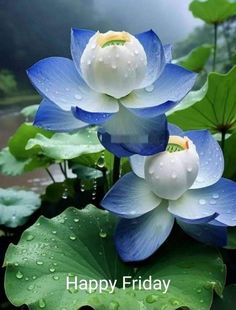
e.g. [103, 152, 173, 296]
[168, 191, 218, 224]
[168, 123, 184, 136]
[34, 99, 87, 132]
[27, 57, 119, 114]
[164, 44, 173, 63]
[130, 154, 146, 178]
[186, 130, 224, 189]
[115, 201, 174, 262]
[72, 106, 114, 125]
[97, 132, 134, 157]
[135, 30, 165, 88]
[177, 220, 227, 247]
[101, 172, 161, 218]
[121, 64, 197, 117]
[98, 105, 169, 156]
[169, 178, 236, 226]
[71, 28, 95, 76]
[202, 178, 236, 227]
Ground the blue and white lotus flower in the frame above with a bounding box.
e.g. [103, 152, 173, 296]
[27, 29, 197, 156]
[102, 126, 236, 261]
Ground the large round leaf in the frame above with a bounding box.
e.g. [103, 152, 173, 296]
[175, 45, 212, 72]
[0, 188, 41, 228]
[25, 127, 104, 160]
[8, 123, 53, 159]
[4, 205, 225, 310]
[168, 66, 236, 133]
[189, 0, 236, 24]
[0, 148, 31, 176]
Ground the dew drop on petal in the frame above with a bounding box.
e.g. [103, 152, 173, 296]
[212, 193, 220, 199]
[145, 84, 154, 92]
[74, 94, 82, 100]
[199, 199, 206, 205]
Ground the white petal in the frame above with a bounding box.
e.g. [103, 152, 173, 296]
[80, 31, 147, 99]
[144, 138, 199, 200]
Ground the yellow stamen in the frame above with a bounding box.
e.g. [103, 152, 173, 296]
[97, 31, 130, 48]
[167, 136, 189, 153]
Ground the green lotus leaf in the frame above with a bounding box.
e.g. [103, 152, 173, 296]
[8, 123, 53, 159]
[4, 205, 225, 310]
[224, 131, 236, 180]
[168, 66, 236, 133]
[21, 105, 39, 119]
[189, 0, 236, 24]
[25, 127, 104, 160]
[0, 188, 41, 228]
[0, 147, 31, 176]
[175, 44, 213, 72]
[211, 285, 236, 310]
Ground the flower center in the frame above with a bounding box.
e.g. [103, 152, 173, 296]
[166, 136, 189, 153]
[97, 31, 130, 48]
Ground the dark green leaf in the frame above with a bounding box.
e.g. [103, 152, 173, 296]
[211, 285, 236, 310]
[168, 66, 236, 134]
[4, 206, 225, 310]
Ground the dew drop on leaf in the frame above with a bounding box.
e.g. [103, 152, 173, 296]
[145, 294, 158, 303]
[16, 271, 23, 279]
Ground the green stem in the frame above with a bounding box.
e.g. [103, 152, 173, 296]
[223, 22, 232, 65]
[112, 156, 121, 184]
[63, 160, 68, 178]
[45, 168, 56, 183]
[213, 23, 218, 71]
[221, 131, 226, 154]
[59, 162, 67, 179]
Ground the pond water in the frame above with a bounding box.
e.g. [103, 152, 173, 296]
[0, 103, 65, 193]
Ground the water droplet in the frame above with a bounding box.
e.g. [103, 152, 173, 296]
[98, 57, 103, 62]
[32, 275, 37, 280]
[53, 275, 60, 280]
[99, 230, 107, 238]
[146, 294, 158, 303]
[49, 267, 56, 273]
[36, 261, 44, 265]
[134, 50, 139, 55]
[26, 234, 35, 241]
[112, 64, 117, 70]
[200, 299, 204, 303]
[69, 235, 77, 241]
[145, 84, 154, 92]
[28, 284, 35, 291]
[196, 288, 202, 293]
[213, 193, 219, 199]
[170, 299, 179, 306]
[52, 230, 57, 235]
[159, 162, 164, 167]
[187, 167, 193, 172]
[108, 301, 119, 310]
[39, 299, 46, 308]
[210, 199, 216, 205]
[74, 94, 82, 100]
[199, 199, 206, 205]
[62, 188, 68, 200]
[73, 218, 79, 223]
[97, 155, 105, 168]
[25, 277, 29, 281]
[91, 44, 96, 49]
[16, 271, 23, 279]
[87, 60, 91, 65]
